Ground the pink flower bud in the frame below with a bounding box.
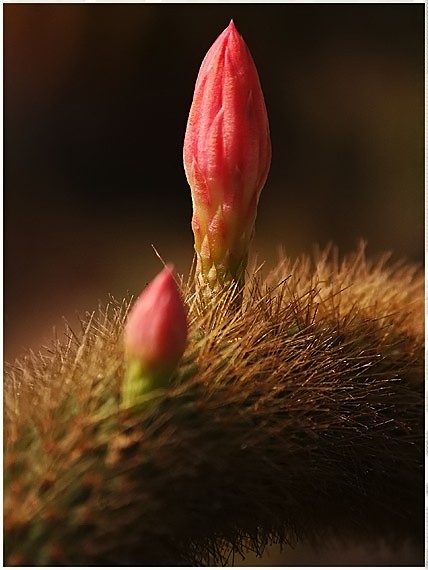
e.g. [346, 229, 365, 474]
[183, 20, 271, 293]
[124, 266, 188, 380]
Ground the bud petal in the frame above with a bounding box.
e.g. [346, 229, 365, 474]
[184, 20, 271, 293]
[122, 266, 188, 406]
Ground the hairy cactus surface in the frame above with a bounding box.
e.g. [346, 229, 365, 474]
[4, 245, 424, 566]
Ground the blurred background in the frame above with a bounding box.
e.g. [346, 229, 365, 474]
[4, 4, 424, 565]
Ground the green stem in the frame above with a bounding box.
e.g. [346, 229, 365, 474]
[121, 359, 168, 409]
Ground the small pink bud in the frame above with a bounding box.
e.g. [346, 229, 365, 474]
[123, 266, 187, 402]
[183, 20, 271, 293]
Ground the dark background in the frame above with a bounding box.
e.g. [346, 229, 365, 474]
[5, 3, 424, 360]
[3, 4, 424, 565]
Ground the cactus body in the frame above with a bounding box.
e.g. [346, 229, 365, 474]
[4, 247, 424, 566]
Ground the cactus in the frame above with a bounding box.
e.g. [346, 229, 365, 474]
[4, 246, 424, 565]
[4, 20, 424, 567]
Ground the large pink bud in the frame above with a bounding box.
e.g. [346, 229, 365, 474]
[183, 20, 271, 294]
[122, 266, 188, 406]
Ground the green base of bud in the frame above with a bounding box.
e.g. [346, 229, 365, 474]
[121, 358, 172, 410]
